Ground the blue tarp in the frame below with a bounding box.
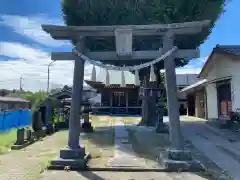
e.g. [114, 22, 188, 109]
[0, 110, 32, 132]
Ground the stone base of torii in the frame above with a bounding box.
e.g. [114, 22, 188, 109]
[42, 20, 209, 171]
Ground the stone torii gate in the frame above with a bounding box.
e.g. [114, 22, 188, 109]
[42, 20, 210, 169]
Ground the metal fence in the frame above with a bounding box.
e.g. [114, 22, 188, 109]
[0, 109, 32, 132]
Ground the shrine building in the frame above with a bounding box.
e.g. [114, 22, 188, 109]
[85, 69, 141, 115]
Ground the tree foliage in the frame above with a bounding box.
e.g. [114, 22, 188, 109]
[62, 0, 228, 72]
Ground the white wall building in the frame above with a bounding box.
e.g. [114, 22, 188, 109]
[181, 45, 240, 120]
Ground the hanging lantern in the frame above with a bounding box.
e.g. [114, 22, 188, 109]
[149, 65, 156, 82]
[105, 69, 110, 86]
[121, 70, 126, 87]
[134, 69, 140, 86]
[91, 65, 96, 81]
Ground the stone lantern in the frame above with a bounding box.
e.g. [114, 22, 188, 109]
[81, 101, 93, 132]
[81, 89, 97, 132]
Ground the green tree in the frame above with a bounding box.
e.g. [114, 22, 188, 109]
[61, 0, 229, 125]
[62, 0, 229, 70]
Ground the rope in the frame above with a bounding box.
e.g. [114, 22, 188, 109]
[72, 46, 178, 71]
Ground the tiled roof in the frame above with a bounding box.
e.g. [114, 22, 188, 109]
[198, 45, 240, 78]
[85, 80, 139, 89]
[216, 45, 240, 56]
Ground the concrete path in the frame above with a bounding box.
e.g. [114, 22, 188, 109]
[180, 118, 240, 180]
[107, 120, 149, 168]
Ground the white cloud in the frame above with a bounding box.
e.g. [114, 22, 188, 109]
[0, 40, 208, 91]
[0, 14, 70, 47]
[175, 57, 208, 74]
[0, 42, 92, 92]
[0, 42, 50, 64]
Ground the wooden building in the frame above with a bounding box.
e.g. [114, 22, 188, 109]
[85, 80, 141, 115]
[0, 97, 30, 111]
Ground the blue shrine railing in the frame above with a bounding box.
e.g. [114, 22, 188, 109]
[0, 109, 32, 132]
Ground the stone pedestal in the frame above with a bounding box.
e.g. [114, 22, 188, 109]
[159, 148, 203, 171]
[50, 147, 90, 170]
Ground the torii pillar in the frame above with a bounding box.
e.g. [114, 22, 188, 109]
[51, 38, 89, 168]
[159, 31, 202, 171]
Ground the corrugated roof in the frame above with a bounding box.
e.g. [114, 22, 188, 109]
[0, 96, 29, 103]
[180, 79, 207, 94]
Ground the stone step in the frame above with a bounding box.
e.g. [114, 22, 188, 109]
[50, 159, 86, 168]
[49, 153, 90, 170]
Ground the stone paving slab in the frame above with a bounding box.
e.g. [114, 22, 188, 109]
[0, 131, 67, 180]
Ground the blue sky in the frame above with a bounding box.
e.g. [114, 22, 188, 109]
[0, 0, 239, 91]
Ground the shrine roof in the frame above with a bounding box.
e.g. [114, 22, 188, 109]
[85, 80, 139, 89]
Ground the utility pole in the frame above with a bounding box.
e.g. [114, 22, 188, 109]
[20, 76, 23, 92]
[47, 60, 56, 94]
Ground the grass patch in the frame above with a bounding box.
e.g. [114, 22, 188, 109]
[90, 115, 115, 128]
[0, 129, 17, 154]
[122, 117, 141, 125]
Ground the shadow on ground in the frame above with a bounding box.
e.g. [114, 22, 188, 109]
[77, 171, 105, 180]
[83, 116, 232, 180]
[82, 127, 114, 147]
